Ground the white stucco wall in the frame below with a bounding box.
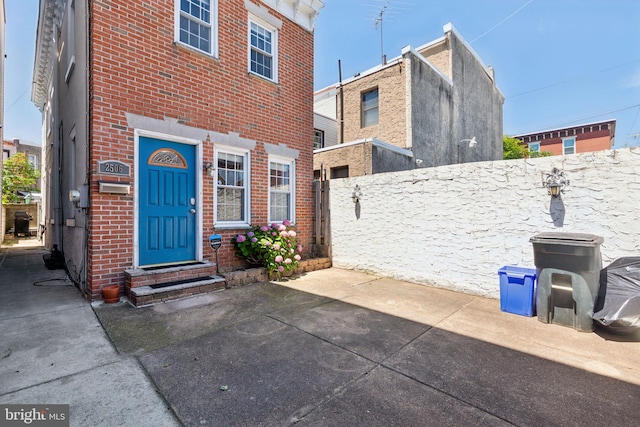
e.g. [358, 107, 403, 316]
[329, 148, 640, 298]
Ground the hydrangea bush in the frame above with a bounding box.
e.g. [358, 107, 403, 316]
[232, 220, 302, 277]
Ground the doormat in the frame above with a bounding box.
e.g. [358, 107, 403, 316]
[142, 261, 204, 271]
[149, 276, 214, 289]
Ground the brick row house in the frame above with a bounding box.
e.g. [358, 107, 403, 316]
[32, 0, 324, 304]
[313, 24, 504, 179]
[513, 119, 616, 156]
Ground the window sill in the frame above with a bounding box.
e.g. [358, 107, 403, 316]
[247, 71, 279, 86]
[213, 223, 252, 231]
[173, 41, 219, 61]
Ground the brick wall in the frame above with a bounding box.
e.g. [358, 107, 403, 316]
[338, 63, 407, 147]
[417, 39, 450, 78]
[87, 0, 315, 299]
[313, 141, 373, 176]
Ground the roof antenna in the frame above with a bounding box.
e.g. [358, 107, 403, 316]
[374, 1, 390, 65]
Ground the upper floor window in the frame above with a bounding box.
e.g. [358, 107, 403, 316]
[269, 156, 295, 223]
[177, 0, 217, 56]
[563, 137, 576, 155]
[313, 129, 324, 150]
[28, 154, 38, 169]
[249, 18, 277, 81]
[215, 147, 250, 227]
[362, 88, 379, 127]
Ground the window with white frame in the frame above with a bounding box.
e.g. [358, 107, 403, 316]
[362, 88, 379, 127]
[28, 154, 38, 169]
[563, 137, 576, 155]
[313, 129, 324, 150]
[269, 156, 294, 223]
[249, 17, 277, 81]
[177, 0, 217, 56]
[528, 142, 540, 154]
[215, 148, 249, 226]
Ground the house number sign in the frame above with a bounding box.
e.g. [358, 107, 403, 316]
[98, 160, 130, 176]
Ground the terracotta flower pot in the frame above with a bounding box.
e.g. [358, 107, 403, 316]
[102, 285, 120, 303]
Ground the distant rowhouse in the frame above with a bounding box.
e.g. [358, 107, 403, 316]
[513, 119, 616, 156]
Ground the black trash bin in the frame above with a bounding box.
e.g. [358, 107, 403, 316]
[530, 232, 604, 332]
[14, 211, 33, 238]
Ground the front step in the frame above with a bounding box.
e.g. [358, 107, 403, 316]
[125, 261, 226, 307]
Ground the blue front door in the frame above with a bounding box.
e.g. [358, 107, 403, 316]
[139, 137, 197, 266]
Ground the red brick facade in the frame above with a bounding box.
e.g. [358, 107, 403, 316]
[85, 1, 316, 299]
[514, 120, 615, 156]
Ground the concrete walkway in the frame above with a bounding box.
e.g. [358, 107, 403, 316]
[0, 239, 179, 426]
[2, 239, 640, 426]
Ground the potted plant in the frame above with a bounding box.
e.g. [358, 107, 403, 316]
[102, 285, 120, 303]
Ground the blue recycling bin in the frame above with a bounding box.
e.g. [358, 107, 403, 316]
[499, 266, 537, 317]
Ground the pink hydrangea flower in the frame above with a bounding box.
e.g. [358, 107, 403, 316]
[273, 244, 280, 251]
[247, 231, 254, 237]
[260, 226, 269, 232]
[284, 258, 292, 264]
[297, 245, 303, 252]
[289, 231, 297, 237]
[236, 235, 246, 243]
[280, 231, 289, 238]
[278, 266, 285, 272]
[272, 232, 277, 236]
[265, 241, 272, 246]
[275, 255, 284, 263]
[282, 220, 291, 226]
[251, 237, 257, 243]
[278, 224, 286, 231]
[294, 254, 301, 261]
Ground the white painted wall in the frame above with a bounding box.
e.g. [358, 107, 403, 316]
[329, 148, 640, 298]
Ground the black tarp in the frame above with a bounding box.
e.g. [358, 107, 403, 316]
[593, 257, 640, 334]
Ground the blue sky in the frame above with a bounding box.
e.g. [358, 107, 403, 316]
[4, 0, 640, 148]
[315, 0, 640, 148]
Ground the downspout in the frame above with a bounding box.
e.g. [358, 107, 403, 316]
[82, 0, 91, 295]
[338, 60, 344, 145]
[52, 40, 62, 250]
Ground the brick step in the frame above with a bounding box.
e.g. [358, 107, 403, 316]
[124, 261, 224, 307]
[129, 276, 226, 307]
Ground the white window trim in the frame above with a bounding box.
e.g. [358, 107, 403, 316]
[214, 145, 251, 228]
[562, 136, 576, 155]
[247, 14, 278, 82]
[268, 155, 295, 224]
[174, 0, 219, 57]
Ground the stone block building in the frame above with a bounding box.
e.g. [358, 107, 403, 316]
[314, 23, 504, 179]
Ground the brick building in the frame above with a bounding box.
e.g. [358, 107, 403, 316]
[32, 0, 323, 303]
[314, 23, 504, 179]
[513, 120, 616, 156]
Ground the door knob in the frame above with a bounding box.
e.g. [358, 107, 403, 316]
[189, 209, 196, 214]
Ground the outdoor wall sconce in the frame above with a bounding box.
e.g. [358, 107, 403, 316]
[204, 162, 215, 177]
[543, 167, 569, 197]
[457, 137, 478, 162]
[352, 184, 362, 203]
[460, 136, 478, 148]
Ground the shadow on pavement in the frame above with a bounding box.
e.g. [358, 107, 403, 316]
[94, 282, 640, 426]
